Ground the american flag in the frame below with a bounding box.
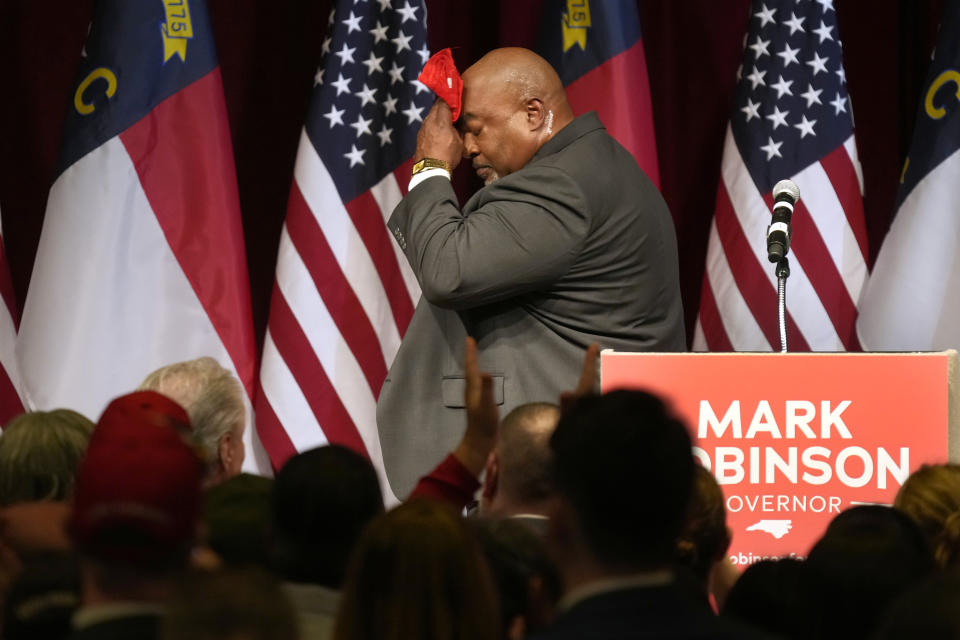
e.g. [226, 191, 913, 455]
[256, 0, 430, 500]
[693, 0, 868, 351]
[0, 209, 23, 425]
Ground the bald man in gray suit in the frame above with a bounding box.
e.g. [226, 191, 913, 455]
[378, 48, 685, 499]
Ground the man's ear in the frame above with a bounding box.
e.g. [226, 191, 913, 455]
[218, 431, 236, 473]
[481, 451, 499, 500]
[525, 98, 547, 130]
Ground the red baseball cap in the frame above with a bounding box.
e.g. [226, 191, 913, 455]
[69, 391, 204, 565]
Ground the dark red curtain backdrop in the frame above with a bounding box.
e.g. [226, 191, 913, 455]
[0, 1, 944, 347]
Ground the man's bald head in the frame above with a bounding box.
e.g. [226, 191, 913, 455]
[463, 48, 570, 114]
[480, 402, 561, 516]
[459, 48, 574, 184]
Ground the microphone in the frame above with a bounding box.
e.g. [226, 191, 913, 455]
[767, 179, 800, 262]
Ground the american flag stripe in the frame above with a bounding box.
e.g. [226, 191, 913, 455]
[285, 185, 389, 393]
[702, 220, 769, 349]
[820, 144, 868, 256]
[785, 198, 857, 347]
[256, 0, 429, 503]
[266, 291, 363, 452]
[344, 192, 415, 333]
[717, 143, 855, 350]
[696, 0, 867, 354]
[695, 262, 736, 352]
[723, 140, 835, 333]
[266, 220, 400, 501]
[292, 135, 405, 367]
[715, 164, 811, 350]
[369, 171, 422, 308]
[258, 331, 320, 456]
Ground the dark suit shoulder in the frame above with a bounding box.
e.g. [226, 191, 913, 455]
[532, 585, 778, 640]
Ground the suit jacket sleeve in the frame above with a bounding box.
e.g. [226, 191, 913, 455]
[388, 165, 590, 310]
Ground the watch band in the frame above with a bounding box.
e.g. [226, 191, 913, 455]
[412, 158, 452, 176]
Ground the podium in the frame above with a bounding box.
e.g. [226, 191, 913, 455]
[600, 350, 960, 566]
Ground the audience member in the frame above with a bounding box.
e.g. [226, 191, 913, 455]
[0, 409, 93, 608]
[139, 357, 245, 486]
[471, 517, 560, 640]
[410, 338, 590, 522]
[536, 390, 762, 639]
[3, 551, 80, 640]
[894, 462, 960, 569]
[479, 404, 560, 525]
[873, 572, 960, 639]
[721, 558, 804, 639]
[0, 409, 94, 506]
[675, 465, 732, 605]
[203, 473, 274, 570]
[334, 499, 500, 640]
[161, 568, 298, 640]
[272, 445, 383, 640]
[67, 390, 204, 640]
[800, 505, 936, 640]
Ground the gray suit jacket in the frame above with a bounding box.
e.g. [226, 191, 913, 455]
[378, 112, 685, 498]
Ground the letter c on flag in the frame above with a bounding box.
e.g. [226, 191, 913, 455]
[74, 67, 118, 116]
[925, 70, 960, 120]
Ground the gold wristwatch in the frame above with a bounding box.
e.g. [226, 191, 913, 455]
[412, 158, 452, 176]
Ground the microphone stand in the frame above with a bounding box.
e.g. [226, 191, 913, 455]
[775, 257, 790, 353]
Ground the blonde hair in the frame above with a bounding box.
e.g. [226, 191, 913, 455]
[0, 409, 95, 505]
[894, 463, 960, 569]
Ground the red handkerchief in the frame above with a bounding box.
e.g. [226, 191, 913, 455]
[417, 48, 463, 121]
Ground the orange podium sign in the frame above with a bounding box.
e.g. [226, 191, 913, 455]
[600, 351, 959, 567]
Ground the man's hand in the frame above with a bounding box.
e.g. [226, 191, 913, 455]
[415, 100, 464, 171]
[560, 343, 600, 413]
[453, 336, 498, 476]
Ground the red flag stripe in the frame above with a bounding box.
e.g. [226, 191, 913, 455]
[0, 364, 22, 425]
[820, 144, 869, 261]
[697, 276, 734, 352]
[343, 191, 415, 334]
[0, 248, 17, 330]
[119, 68, 256, 395]
[285, 184, 388, 396]
[714, 182, 810, 351]
[393, 159, 415, 197]
[764, 195, 859, 350]
[252, 387, 297, 472]
[563, 40, 660, 187]
[267, 287, 369, 457]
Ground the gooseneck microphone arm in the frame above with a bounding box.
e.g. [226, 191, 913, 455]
[768, 180, 799, 353]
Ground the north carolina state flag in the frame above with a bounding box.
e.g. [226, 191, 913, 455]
[17, 0, 269, 472]
[538, 0, 660, 186]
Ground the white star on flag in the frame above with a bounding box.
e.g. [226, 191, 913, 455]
[402, 102, 424, 123]
[755, 3, 776, 27]
[362, 51, 384, 74]
[350, 113, 373, 137]
[324, 104, 345, 127]
[335, 42, 357, 65]
[760, 136, 783, 159]
[344, 143, 365, 166]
